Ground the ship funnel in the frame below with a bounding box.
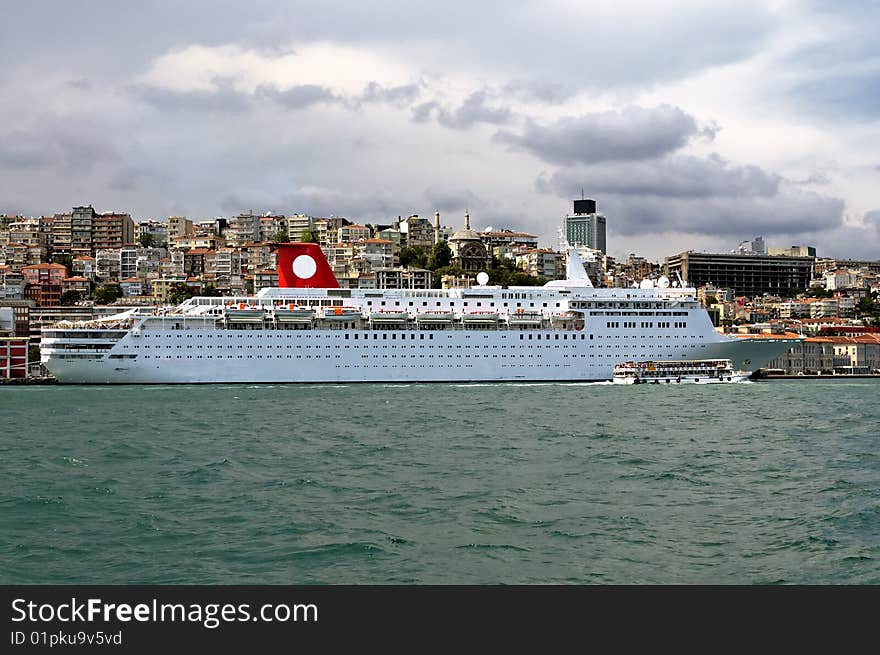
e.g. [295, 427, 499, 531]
[565, 248, 594, 288]
[276, 243, 340, 288]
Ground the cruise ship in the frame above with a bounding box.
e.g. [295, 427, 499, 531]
[40, 243, 800, 384]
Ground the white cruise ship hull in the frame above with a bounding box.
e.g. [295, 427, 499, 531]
[43, 329, 796, 384]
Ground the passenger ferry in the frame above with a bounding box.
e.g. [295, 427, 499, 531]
[612, 359, 751, 384]
[39, 243, 800, 384]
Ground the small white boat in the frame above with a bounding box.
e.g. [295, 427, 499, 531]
[612, 359, 750, 384]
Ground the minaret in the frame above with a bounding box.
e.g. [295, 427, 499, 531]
[464, 210, 470, 231]
[434, 210, 441, 245]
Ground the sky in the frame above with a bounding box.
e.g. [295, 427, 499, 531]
[1, 0, 879, 261]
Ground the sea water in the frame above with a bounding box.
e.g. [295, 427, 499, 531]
[1, 380, 878, 584]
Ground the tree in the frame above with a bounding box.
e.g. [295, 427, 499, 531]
[200, 284, 222, 297]
[93, 283, 122, 304]
[398, 246, 427, 269]
[52, 254, 73, 270]
[271, 229, 289, 244]
[427, 241, 452, 270]
[167, 283, 197, 305]
[60, 290, 84, 305]
[300, 229, 320, 244]
[138, 233, 158, 248]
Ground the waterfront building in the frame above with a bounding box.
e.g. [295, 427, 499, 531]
[768, 245, 817, 258]
[50, 211, 72, 256]
[92, 212, 134, 250]
[259, 214, 288, 242]
[287, 214, 314, 242]
[70, 205, 96, 257]
[0, 336, 28, 379]
[449, 212, 490, 273]
[119, 278, 143, 297]
[22, 263, 67, 306]
[814, 258, 880, 276]
[137, 220, 169, 245]
[2, 243, 29, 273]
[356, 238, 395, 269]
[69, 254, 96, 281]
[337, 224, 372, 244]
[0, 299, 31, 337]
[373, 267, 433, 289]
[478, 230, 539, 255]
[824, 269, 860, 291]
[167, 216, 194, 248]
[664, 251, 815, 297]
[62, 276, 91, 298]
[514, 249, 563, 280]
[254, 269, 278, 291]
[95, 249, 121, 281]
[564, 198, 606, 254]
[398, 215, 435, 250]
[225, 212, 261, 247]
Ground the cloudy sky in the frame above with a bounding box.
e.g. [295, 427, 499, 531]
[1, 0, 878, 260]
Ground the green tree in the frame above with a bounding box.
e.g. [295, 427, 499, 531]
[426, 241, 452, 270]
[93, 283, 123, 304]
[271, 229, 289, 244]
[200, 284, 222, 297]
[398, 246, 427, 269]
[60, 290, 84, 305]
[52, 253, 73, 271]
[300, 229, 320, 244]
[167, 283, 197, 305]
[138, 233, 158, 248]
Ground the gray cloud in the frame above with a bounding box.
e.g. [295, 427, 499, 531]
[416, 90, 513, 129]
[410, 101, 438, 123]
[547, 154, 781, 199]
[423, 187, 485, 213]
[865, 210, 880, 235]
[133, 78, 254, 114]
[358, 81, 421, 106]
[502, 80, 575, 104]
[255, 83, 339, 109]
[495, 105, 710, 165]
[0, 121, 119, 172]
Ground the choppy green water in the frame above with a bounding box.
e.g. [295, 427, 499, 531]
[1, 380, 878, 584]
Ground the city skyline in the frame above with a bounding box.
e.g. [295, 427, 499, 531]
[2, 1, 878, 262]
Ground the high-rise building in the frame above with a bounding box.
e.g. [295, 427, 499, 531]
[564, 198, 606, 254]
[70, 205, 96, 257]
[93, 212, 134, 250]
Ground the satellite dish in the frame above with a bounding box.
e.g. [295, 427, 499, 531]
[639, 279, 654, 289]
[476, 272, 489, 286]
[657, 275, 670, 289]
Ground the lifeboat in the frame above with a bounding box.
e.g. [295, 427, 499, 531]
[322, 306, 363, 321]
[274, 305, 316, 323]
[224, 305, 266, 323]
[507, 310, 543, 326]
[416, 310, 454, 322]
[461, 311, 499, 323]
[369, 309, 409, 322]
